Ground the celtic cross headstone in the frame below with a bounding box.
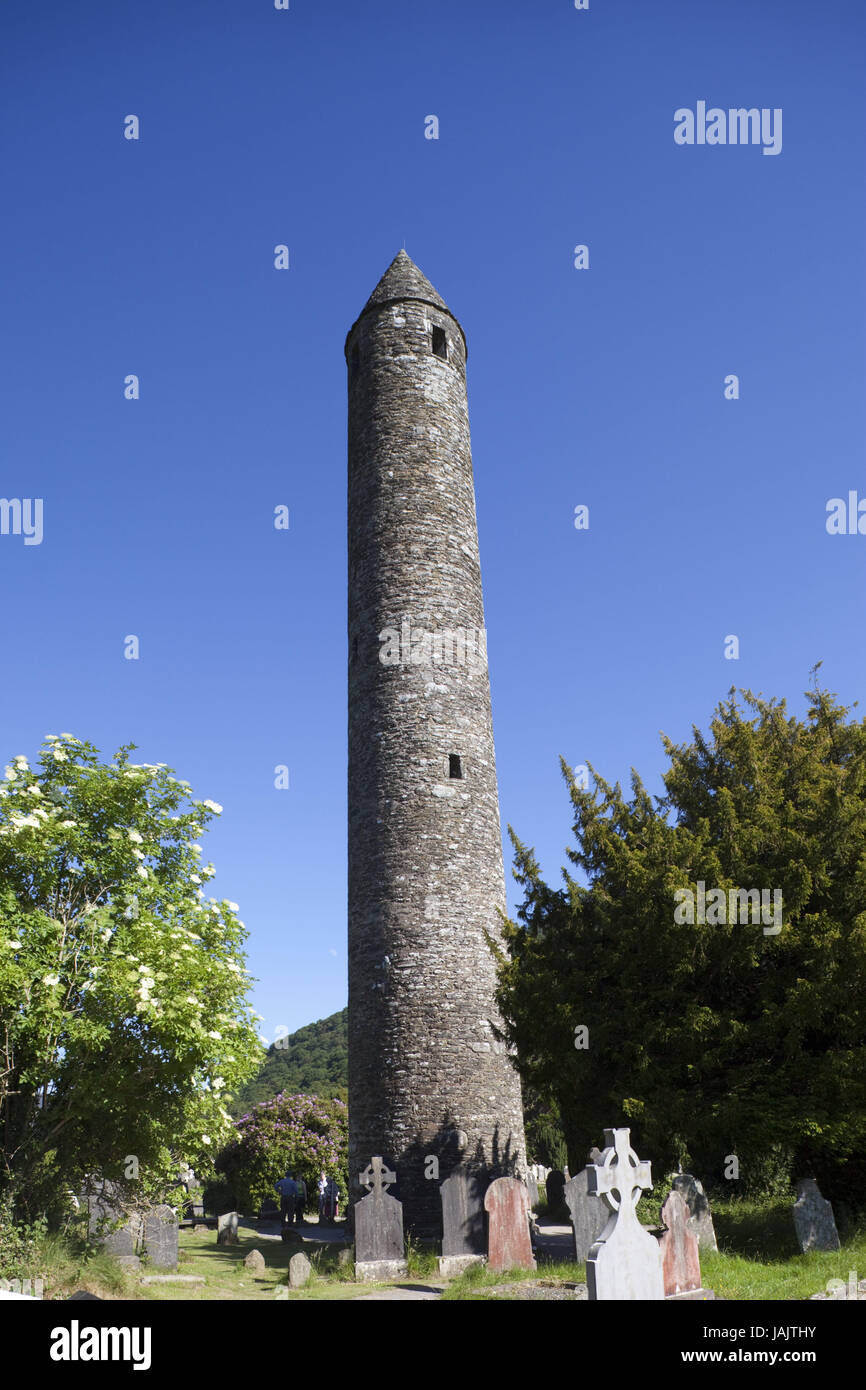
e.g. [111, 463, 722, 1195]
[354, 1157, 408, 1283]
[586, 1128, 664, 1300]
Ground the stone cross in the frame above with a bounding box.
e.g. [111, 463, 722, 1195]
[358, 1156, 396, 1194]
[586, 1128, 664, 1300]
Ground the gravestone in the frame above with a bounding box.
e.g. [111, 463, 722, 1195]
[438, 1166, 486, 1277]
[672, 1173, 718, 1252]
[586, 1129, 664, 1300]
[484, 1177, 535, 1273]
[217, 1211, 239, 1245]
[289, 1252, 312, 1288]
[565, 1149, 608, 1263]
[793, 1179, 840, 1253]
[354, 1157, 407, 1282]
[244, 1249, 266, 1274]
[526, 1172, 539, 1209]
[143, 1205, 178, 1270]
[658, 1190, 701, 1296]
[84, 1184, 142, 1269]
[545, 1169, 566, 1212]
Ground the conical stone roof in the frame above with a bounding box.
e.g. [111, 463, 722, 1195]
[345, 250, 466, 357]
[363, 249, 450, 314]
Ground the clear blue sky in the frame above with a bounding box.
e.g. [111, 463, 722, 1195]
[2, 0, 864, 1043]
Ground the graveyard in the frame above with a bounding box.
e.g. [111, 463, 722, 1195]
[9, 1133, 865, 1305]
[1, 10, 864, 1371]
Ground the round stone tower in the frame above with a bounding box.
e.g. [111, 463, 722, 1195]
[346, 250, 527, 1234]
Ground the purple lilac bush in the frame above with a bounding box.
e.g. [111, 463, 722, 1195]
[215, 1092, 348, 1213]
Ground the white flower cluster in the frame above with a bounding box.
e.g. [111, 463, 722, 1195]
[136, 962, 157, 1004]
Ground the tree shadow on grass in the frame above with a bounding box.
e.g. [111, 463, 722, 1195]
[711, 1199, 800, 1261]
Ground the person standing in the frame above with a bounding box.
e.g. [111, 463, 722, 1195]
[294, 1175, 307, 1225]
[317, 1171, 327, 1222]
[274, 1171, 297, 1232]
[325, 1174, 339, 1223]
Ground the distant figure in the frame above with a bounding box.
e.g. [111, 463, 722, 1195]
[294, 1175, 307, 1225]
[317, 1171, 328, 1222]
[326, 1175, 339, 1222]
[274, 1171, 297, 1231]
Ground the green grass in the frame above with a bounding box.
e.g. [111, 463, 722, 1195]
[3, 1227, 139, 1301]
[440, 1257, 587, 1301]
[406, 1236, 440, 1279]
[699, 1198, 866, 1301]
[12, 1196, 865, 1301]
[140, 1226, 310, 1301]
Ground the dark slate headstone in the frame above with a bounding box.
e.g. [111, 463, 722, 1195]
[85, 1184, 142, 1261]
[440, 1166, 486, 1257]
[143, 1205, 178, 1270]
[672, 1173, 718, 1252]
[793, 1179, 841, 1253]
[545, 1169, 566, 1211]
[354, 1157, 407, 1281]
[565, 1161, 609, 1263]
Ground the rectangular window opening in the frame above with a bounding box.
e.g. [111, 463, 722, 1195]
[432, 326, 448, 360]
[449, 754, 462, 779]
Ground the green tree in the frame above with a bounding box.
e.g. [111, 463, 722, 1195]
[0, 734, 262, 1220]
[495, 680, 866, 1201]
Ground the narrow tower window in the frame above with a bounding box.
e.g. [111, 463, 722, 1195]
[432, 325, 447, 360]
[449, 754, 462, 779]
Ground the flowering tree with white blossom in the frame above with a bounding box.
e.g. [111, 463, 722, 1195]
[0, 735, 261, 1220]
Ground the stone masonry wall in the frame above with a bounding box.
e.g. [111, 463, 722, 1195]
[346, 257, 527, 1233]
